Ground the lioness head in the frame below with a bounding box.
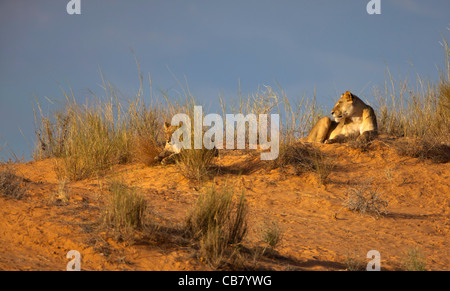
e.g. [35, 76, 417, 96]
[163, 122, 179, 144]
[331, 91, 358, 122]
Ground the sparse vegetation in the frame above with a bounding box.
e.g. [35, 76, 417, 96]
[33, 70, 168, 181]
[14, 29, 448, 271]
[219, 85, 323, 152]
[0, 166, 27, 199]
[177, 148, 218, 182]
[344, 251, 365, 271]
[347, 134, 373, 152]
[34, 91, 168, 181]
[394, 138, 450, 163]
[272, 142, 335, 186]
[272, 142, 318, 175]
[101, 181, 148, 234]
[374, 36, 450, 144]
[48, 178, 70, 205]
[259, 220, 283, 251]
[402, 247, 427, 271]
[343, 180, 388, 218]
[311, 149, 336, 186]
[132, 136, 161, 166]
[185, 185, 248, 268]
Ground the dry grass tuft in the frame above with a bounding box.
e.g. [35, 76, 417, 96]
[132, 136, 162, 166]
[272, 142, 318, 174]
[271, 142, 335, 186]
[185, 185, 248, 268]
[374, 36, 450, 143]
[177, 148, 218, 182]
[394, 138, 450, 164]
[0, 166, 27, 199]
[258, 220, 283, 251]
[101, 181, 148, 235]
[402, 247, 427, 271]
[343, 180, 388, 218]
[48, 178, 70, 205]
[33, 75, 168, 181]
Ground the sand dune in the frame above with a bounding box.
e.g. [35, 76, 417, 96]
[0, 137, 448, 271]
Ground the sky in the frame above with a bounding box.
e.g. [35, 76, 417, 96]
[0, 0, 449, 161]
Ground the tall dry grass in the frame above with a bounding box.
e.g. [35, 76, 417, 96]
[32, 58, 325, 182]
[374, 36, 450, 143]
[0, 165, 27, 199]
[32, 34, 449, 182]
[185, 184, 248, 268]
[271, 142, 335, 186]
[101, 180, 148, 233]
[220, 84, 323, 146]
[33, 72, 169, 180]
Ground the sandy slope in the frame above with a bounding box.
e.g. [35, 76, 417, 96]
[0, 138, 448, 271]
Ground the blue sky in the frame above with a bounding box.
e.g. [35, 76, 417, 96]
[1, 0, 449, 160]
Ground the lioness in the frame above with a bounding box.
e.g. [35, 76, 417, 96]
[155, 122, 219, 165]
[306, 91, 378, 144]
[155, 122, 183, 165]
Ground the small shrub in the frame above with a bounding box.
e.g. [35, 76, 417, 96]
[312, 149, 336, 186]
[259, 220, 283, 250]
[395, 138, 450, 164]
[177, 148, 218, 182]
[48, 178, 70, 205]
[199, 224, 228, 268]
[345, 251, 365, 271]
[132, 135, 161, 166]
[402, 247, 427, 271]
[343, 181, 388, 218]
[101, 181, 147, 234]
[273, 142, 335, 186]
[272, 142, 317, 174]
[347, 134, 373, 152]
[186, 185, 248, 268]
[0, 167, 27, 199]
[384, 167, 394, 181]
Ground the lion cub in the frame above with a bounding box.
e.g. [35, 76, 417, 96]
[307, 91, 378, 144]
[154, 122, 183, 165]
[155, 122, 219, 165]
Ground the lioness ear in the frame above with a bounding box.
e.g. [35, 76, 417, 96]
[344, 91, 353, 102]
[164, 121, 171, 129]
